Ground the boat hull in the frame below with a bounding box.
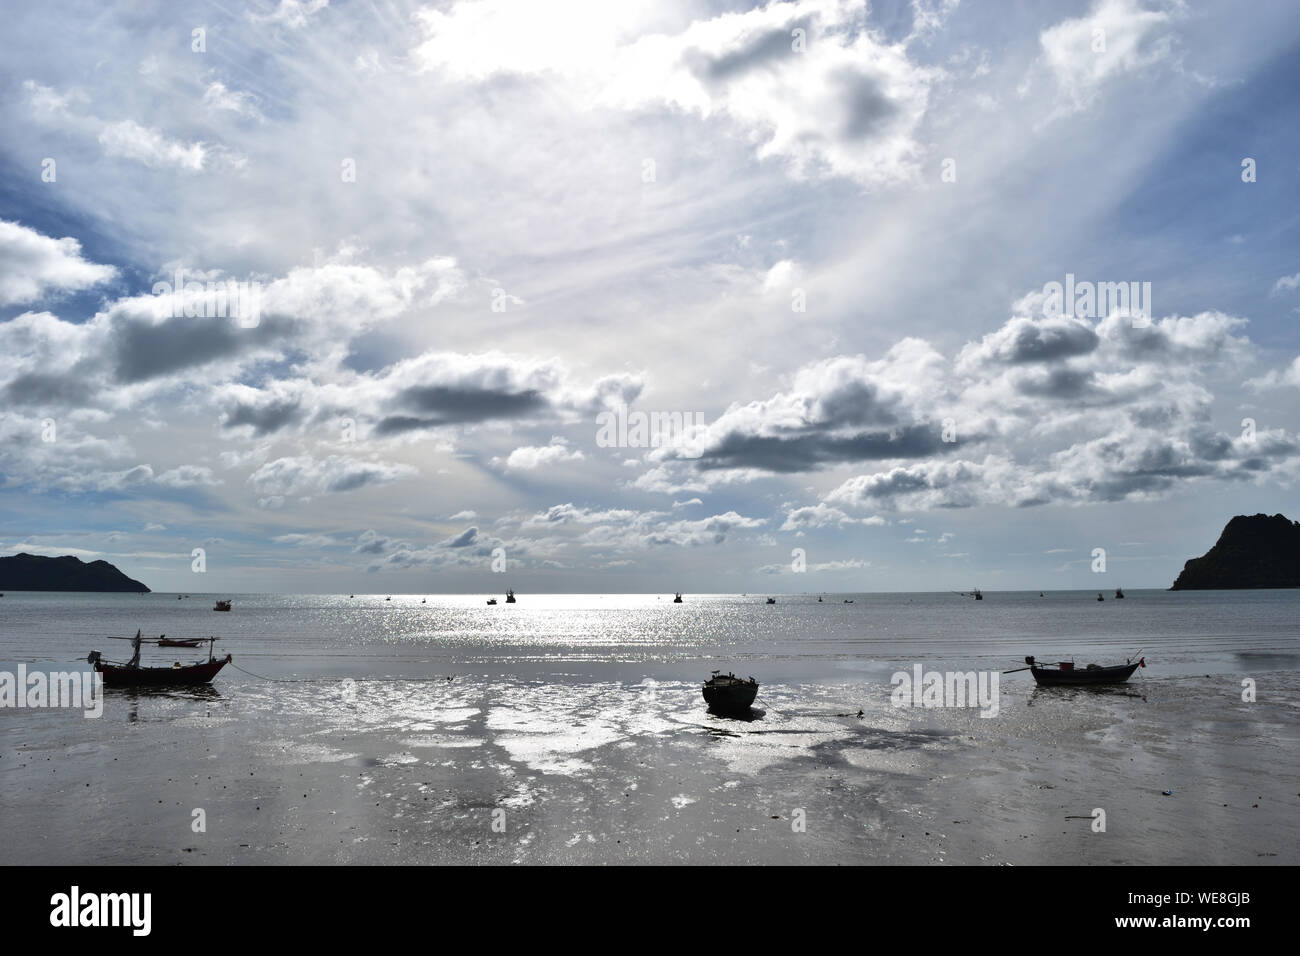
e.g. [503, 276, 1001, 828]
[95, 655, 231, 687]
[1030, 662, 1139, 686]
[703, 681, 759, 714]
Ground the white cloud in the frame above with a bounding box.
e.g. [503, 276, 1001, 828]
[1039, 0, 1175, 111]
[98, 120, 207, 171]
[0, 221, 117, 305]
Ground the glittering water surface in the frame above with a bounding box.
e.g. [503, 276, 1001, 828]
[1, 590, 1297, 864]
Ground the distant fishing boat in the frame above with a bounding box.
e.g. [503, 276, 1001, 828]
[486, 598, 497, 605]
[1115, 587, 1125, 599]
[1097, 592, 1105, 601]
[386, 596, 391, 601]
[843, 598, 854, 603]
[766, 597, 776, 604]
[505, 589, 516, 604]
[213, 599, 231, 612]
[702, 671, 759, 715]
[1007, 655, 1145, 686]
[158, 636, 206, 648]
[673, 592, 683, 603]
[818, 595, 823, 602]
[973, 588, 983, 600]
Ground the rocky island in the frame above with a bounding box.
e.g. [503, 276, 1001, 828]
[1170, 513, 1300, 590]
[0, 553, 151, 592]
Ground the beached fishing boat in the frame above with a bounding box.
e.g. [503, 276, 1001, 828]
[702, 671, 758, 715]
[213, 599, 231, 612]
[1011, 655, 1145, 686]
[87, 636, 230, 688]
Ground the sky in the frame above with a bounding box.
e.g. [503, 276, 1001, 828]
[0, 0, 1297, 594]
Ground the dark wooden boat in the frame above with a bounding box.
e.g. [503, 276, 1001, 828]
[1115, 587, 1125, 599]
[1020, 655, 1144, 686]
[213, 599, 232, 612]
[973, 588, 983, 600]
[486, 598, 497, 605]
[87, 648, 231, 687]
[673, 592, 683, 603]
[702, 671, 758, 715]
[158, 637, 205, 648]
[505, 589, 516, 603]
[766, 597, 776, 604]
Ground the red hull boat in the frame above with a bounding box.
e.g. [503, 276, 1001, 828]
[89, 652, 231, 687]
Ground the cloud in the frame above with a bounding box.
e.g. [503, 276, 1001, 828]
[781, 503, 887, 530]
[98, 120, 207, 171]
[412, 0, 940, 186]
[1039, 0, 1175, 111]
[0, 221, 117, 306]
[1271, 273, 1300, 295]
[248, 454, 416, 498]
[248, 0, 330, 30]
[502, 438, 586, 471]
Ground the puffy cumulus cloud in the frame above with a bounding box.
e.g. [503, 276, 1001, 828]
[501, 438, 586, 471]
[358, 353, 640, 439]
[412, 0, 941, 186]
[1039, 0, 1176, 111]
[0, 221, 117, 306]
[0, 244, 472, 417]
[648, 341, 963, 480]
[518, 502, 765, 550]
[347, 523, 513, 572]
[780, 502, 887, 530]
[247, 454, 416, 499]
[641, 301, 1295, 511]
[1246, 356, 1300, 391]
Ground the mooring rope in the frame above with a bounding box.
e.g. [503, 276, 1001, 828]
[227, 661, 456, 684]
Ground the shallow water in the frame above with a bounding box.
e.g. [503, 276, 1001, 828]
[1, 590, 1297, 864]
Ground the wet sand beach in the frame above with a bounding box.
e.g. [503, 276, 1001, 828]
[2, 591, 1297, 864]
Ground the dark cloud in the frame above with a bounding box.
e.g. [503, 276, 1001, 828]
[375, 385, 547, 434]
[2, 370, 97, 407]
[837, 71, 897, 141]
[443, 526, 477, 548]
[688, 27, 801, 83]
[222, 397, 303, 435]
[696, 423, 952, 471]
[999, 320, 1099, 364]
[110, 314, 290, 383]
